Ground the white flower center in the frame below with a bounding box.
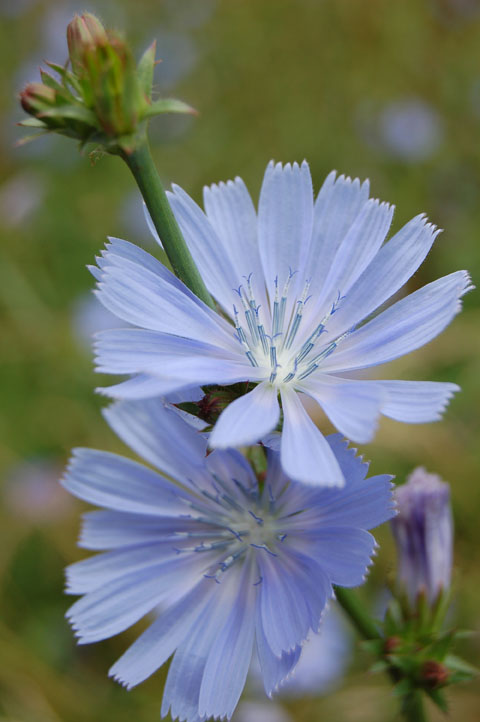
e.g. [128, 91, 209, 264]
[232, 271, 349, 386]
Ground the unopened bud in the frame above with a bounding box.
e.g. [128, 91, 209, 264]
[391, 467, 453, 607]
[20, 82, 56, 114]
[67, 13, 108, 72]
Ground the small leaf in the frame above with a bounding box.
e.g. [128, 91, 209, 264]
[143, 98, 197, 119]
[137, 40, 156, 97]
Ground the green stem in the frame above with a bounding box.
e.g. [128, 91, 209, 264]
[120, 136, 215, 308]
[402, 691, 427, 722]
[334, 586, 380, 640]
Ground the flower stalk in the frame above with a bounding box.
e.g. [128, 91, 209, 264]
[333, 587, 380, 641]
[120, 136, 215, 307]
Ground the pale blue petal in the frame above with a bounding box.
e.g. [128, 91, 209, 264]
[280, 388, 344, 487]
[95, 329, 243, 374]
[325, 214, 440, 339]
[109, 580, 215, 689]
[306, 528, 377, 586]
[258, 549, 331, 655]
[210, 382, 280, 449]
[165, 386, 205, 404]
[95, 374, 180, 400]
[103, 399, 208, 485]
[323, 271, 473, 373]
[66, 542, 183, 594]
[308, 173, 370, 288]
[162, 581, 233, 722]
[255, 620, 301, 697]
[169, 183, 256, 314]
[263, 445, 290, 496]
[67, 555, 208, 644]
[298, 377, 385, 444]
[98, 237, 192, 301]
[205, 449, 258, 497]
[203, 177, 268, 310]
[286, 437, 395, 530]
[303, 198, 393, 329]
[79, 511, 211, 550]
[142, 201, 162, 247]
[199, 566, 256, 719]
[95, 249, 236, 348]
[373, 380, 460, 422]
[63, 448, 189, 515]
[95, 330, 255, 395]
[258, 161, 314, 301]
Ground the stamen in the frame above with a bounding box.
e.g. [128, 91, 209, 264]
[248, 510, 264, 525]
[250, 543, 278, 556]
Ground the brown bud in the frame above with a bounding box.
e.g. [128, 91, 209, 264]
[383, 636, 402, 655]
[421, 660, 449, 689]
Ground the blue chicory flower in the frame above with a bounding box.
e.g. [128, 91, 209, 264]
[92, 161, 471, 485]
[63, 398, 394, 722]
[391, 467, 453, 606]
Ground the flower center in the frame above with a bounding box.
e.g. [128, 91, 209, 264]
[182, 473, 291, 585]
[232, 271, 349, 386]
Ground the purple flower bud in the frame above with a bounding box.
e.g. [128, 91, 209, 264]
[391, 467, 453, 606]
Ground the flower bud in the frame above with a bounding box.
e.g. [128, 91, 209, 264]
[67, 13, 108, 73]
[20, 83, 56, 114]
[19, 13, 196, 153]
[391, 467, 453, 607]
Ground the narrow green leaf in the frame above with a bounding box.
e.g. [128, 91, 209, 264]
[143, 98, 197, 119]
[445, 654, 479, 676]
[15, 130, 49, 146]
[18, 117, 48, 128]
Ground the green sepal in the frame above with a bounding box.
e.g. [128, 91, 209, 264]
[444, 654, 479, 679]
[17, 117, 48, 128]
[425, 687, 449, 713]
[428, 630, 455, 661]
[360, 639, 385, 656]
[144, 98, 197, 119]
[137, 40, 156, 97]
[369, 659, 389, 674]
[39, 104, 98, 125]
[392, 678, 414, 698]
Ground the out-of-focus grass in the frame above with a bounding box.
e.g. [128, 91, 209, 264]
[0, 0, 479, 720]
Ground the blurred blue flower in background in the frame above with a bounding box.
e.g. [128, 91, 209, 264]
[378, 99, 444, 162]
[62, 398, 393, 722]
[94, 162, 470, 486]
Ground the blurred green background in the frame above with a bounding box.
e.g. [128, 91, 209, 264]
[0, 0, 479, 720]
